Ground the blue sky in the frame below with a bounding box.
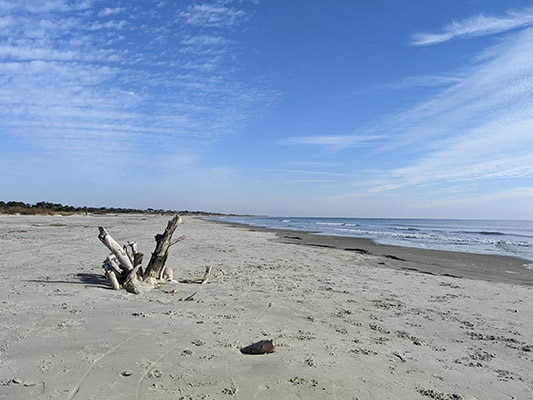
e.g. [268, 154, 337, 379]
[1, 0, 533, 218]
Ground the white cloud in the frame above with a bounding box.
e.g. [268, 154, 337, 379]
[266, 169, 348, 177]
[380, 27, 533, 147]
[386, 74, 462, 89]
[23, 1, 72, 13]
[411, 7, 533, 45]
[284, 161, 337, 168]
[98, 7, 125, 17]
[86, 19, 127, 31]
[179, 3, 246, 28]
[282, 134, 386, 152]
[299, 27, 533, 203]
[0, 0, 272, 175]
[281, 28, 533, 157]
[180, 35, 227, 46]
[414, 187, 533, 209]
[0, 45, 80, 61]
[0, 15, 14, 28]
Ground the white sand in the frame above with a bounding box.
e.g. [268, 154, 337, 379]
[0, 214, 531, 400]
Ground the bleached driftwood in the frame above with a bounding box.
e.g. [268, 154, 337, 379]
[182, 292, 197, 301]
[160, 265, 174, 281]
[143, 215, 184, 280]
[98, 215, 213, 294]
[98, 228, 133, 271]
[102, 255, 122, 290]
[179, 266, 212, 284]
[97, 215, 184, 294]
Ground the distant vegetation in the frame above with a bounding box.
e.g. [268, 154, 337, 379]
[0, 201, 234, 216]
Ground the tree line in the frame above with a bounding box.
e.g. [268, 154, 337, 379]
[0, 201, 232, 216]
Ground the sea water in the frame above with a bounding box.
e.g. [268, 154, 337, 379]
[213, 217, 533, 267]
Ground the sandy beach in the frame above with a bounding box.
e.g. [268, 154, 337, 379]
[0, 214, 532, 400]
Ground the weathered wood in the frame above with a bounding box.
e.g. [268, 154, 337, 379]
[179, 266, 212, 284]
[102, 255, 122, 275]
[124, 241, 138, 265]
[105, 270, 121, 290]
[200, 266, 211, 285]
[98, 227, 133, 271]
[159, 266, 174, 281]
[182, 292, 197, 301]
[102, 255, 122, 290]
[170, 235, 186, 246]
[122, 263, 145, 294]
[134, 252, 144, 268]
[98, 215, 190, 294]
[143, 215, 182, 280]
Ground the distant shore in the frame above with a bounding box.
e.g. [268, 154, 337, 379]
[0, 200, 246, 217]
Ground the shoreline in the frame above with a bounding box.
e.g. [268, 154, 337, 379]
[209, 218, 533, 286]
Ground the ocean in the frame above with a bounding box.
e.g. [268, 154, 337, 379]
[213, 216, 533, 267]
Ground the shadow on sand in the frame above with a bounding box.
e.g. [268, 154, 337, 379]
[25, 273, 111, 289]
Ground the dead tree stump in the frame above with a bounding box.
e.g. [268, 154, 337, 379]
[98, 215, 183, 294]
[143, 215, 185, 280]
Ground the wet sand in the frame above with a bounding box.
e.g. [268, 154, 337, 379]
[0, 214, 532, 399]
[270, 228, 533, 286]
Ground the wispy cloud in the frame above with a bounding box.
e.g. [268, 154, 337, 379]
[281, 134, 386, 152]
[360, 29, 533, 197]
[412, 187, 533, 210]
[179, 3, 247, 28]
[0, 0, 271, 174]
[98, 7, 125, 17]
[283, 161, 337, 168]
[363, 28, 533, 193]
[294, 26, 533, 205]
[266, 169, 348, 177]
[385, 74, 462, 90]
[0, 15, 14, 28]
[411, 7, 533, 45]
